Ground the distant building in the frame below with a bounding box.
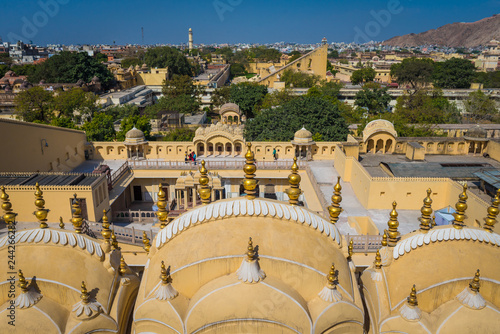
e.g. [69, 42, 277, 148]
[475, 40, 500, 72]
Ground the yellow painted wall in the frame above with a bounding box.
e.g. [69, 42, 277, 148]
[486, 140, 500, 162]
[0, 119, 87, 172]
[136, 68, 169, 86]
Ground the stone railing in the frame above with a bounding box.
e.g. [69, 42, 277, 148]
[128, 159, 293, 170]
[110, 162, 131, 186]
[304, 164, 329, 217]
[346, 234, 383, 254]
[88, 222, 155, 245]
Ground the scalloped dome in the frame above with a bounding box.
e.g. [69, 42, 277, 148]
[465, 125, 487, 139]
[124, 127, 147, 145]
[219, 103, 241, 115]
[362, 119, 397, 142]
[294, 127, 312, 139]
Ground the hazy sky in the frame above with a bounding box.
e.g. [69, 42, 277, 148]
[0, 0, 498, 45]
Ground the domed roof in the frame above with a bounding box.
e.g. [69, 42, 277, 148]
[124, 127, 147, 145]
[465, 125, 487, 139]
[295, 127, 312, 139]
[219, 103, 241, 115]
[362, 119, 398, 142]
[126, 127, 144, 139]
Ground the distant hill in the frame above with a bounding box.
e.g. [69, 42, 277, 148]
[383, 14, 500, 48]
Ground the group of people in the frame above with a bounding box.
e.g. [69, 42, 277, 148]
[185, 152, 197, 165]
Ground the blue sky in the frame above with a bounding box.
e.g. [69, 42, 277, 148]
[0, 0, 498, 45]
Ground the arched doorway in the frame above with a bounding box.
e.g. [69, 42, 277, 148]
[376, 139, 384, 153]
[235, 143, 242, 155]
[208, 144, 214, 156]
[367, 140, 374, 153]
[385, 139, 393, 153]
[225, 143, 232, 155]
[197, 143, 205, 156]
[216, 143, 223, 155]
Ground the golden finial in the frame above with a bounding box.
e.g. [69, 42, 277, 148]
[452, 184, 468, 229]
[18, 269, 28, 293]
[119, 256, 127, 275]
[1, 186, 17, 229]
[419, 189, 433, 232]
[111, 230, 120, 250]
[59, 216, 65, 229]
[242, 143, 259, 199]
[469, 269, 481, 292]
[326, 263, 338, 288]
[246, 237, 256, 260]
[432, 214, 436, 227]
[374, 249, 382, 269]
[71, 194, 83, 233]
[348, 239, 353, 260]
[328, 177, 343, 224]
[198, 160, 211, 205]
[387, 201, 400, 247]
[160, 261, 173, 284]
[143, 231, 151, 253]
[381, 231, 388, 247]
[407, 284, 418, 307]
[156, 183, 169, 229]
[34, 183, 49, 229]
[484, 189, 500, 232]
[285, 157, 302, 205]
[101, 210, 111, 245]
[80, 281, 90, 304]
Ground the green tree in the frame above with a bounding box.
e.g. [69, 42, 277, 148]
[53, 88, 97, 121]
[288, 51, 302, 62]
[0, 53, 13, 65]
[0, 64, 8, 78]
[354, 86, 391, 114]
[230, 63, 247, 78]
[328, 50, 339, 58]
[159, 75, 200, 114]
[116, 114, 152, 141]
[211, 86, 231, 109]
[144, 47, 193, 76]
[14, 86, 54, 122]
[160, 128, 196, 141]
[350, 67, 376, 85]
[162, 75, 197, 98]
[29, 52, 114, 88]
[82, 112, 116, 141]
[256, 89, 296, 114]
[394, 89, 460, 124]
[50, 116, 76, 129]
[11, 64, 37, 77]
[95, 53, 108, 63]
[104, 104, 140, 119]
[244, 96, 349, 142]
[432, 58, 476, 89]
[474, 71, 500, 88]
[390, 58, 434, 91]
[229, 82, 268, 118]
[121, 57, 143, 69]
[281, 69, 321, 88]
[463, 90, 499, 123]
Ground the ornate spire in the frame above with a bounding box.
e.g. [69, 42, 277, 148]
[242, 143, 259, 199]
[236, 237, 266, 283]
[18, 269, 28, 293]
[59, 216, 65, 229]
[15, 270, 42, 309]
[72, 281, 101, 318]
[143, 231, 151, 253]
[419, 189, 433, 232]
[452, 184, 468, 229]
[156, 183, 169, 229]
[119, 256, 127, 275]
[374, 249, 382, 269]
[400, 284, 422, 321]
[101, 210, 111, 246]
[328, 177, 343, 224]
[484, 189, 500, 232]
[318, 263, 342, 302]
[347, 239, 353, 261]
[407, 284, 418, 307]
[111, 230, 120, 250]
[154, 261, 178, 300]
[1, 186, 17, 229]
[381, 231, 388, 247]
[285, 157, 302, 205]
[198, 160, 211, 205]
[387, 201, 400, 247]
[71, 194, 83, 233]
[456, 269, 486, 309]
[34, 183, 49, 229]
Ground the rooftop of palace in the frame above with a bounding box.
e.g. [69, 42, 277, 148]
[359, 153, 500, 179]
[0, 172, 102, 187]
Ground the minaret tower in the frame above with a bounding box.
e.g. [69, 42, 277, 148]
[189, 28, 193, 52]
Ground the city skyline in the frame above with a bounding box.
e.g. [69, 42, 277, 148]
[0, 0, 498, 46]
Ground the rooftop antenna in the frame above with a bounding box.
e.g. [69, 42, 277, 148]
[141, 27, 144, 45]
